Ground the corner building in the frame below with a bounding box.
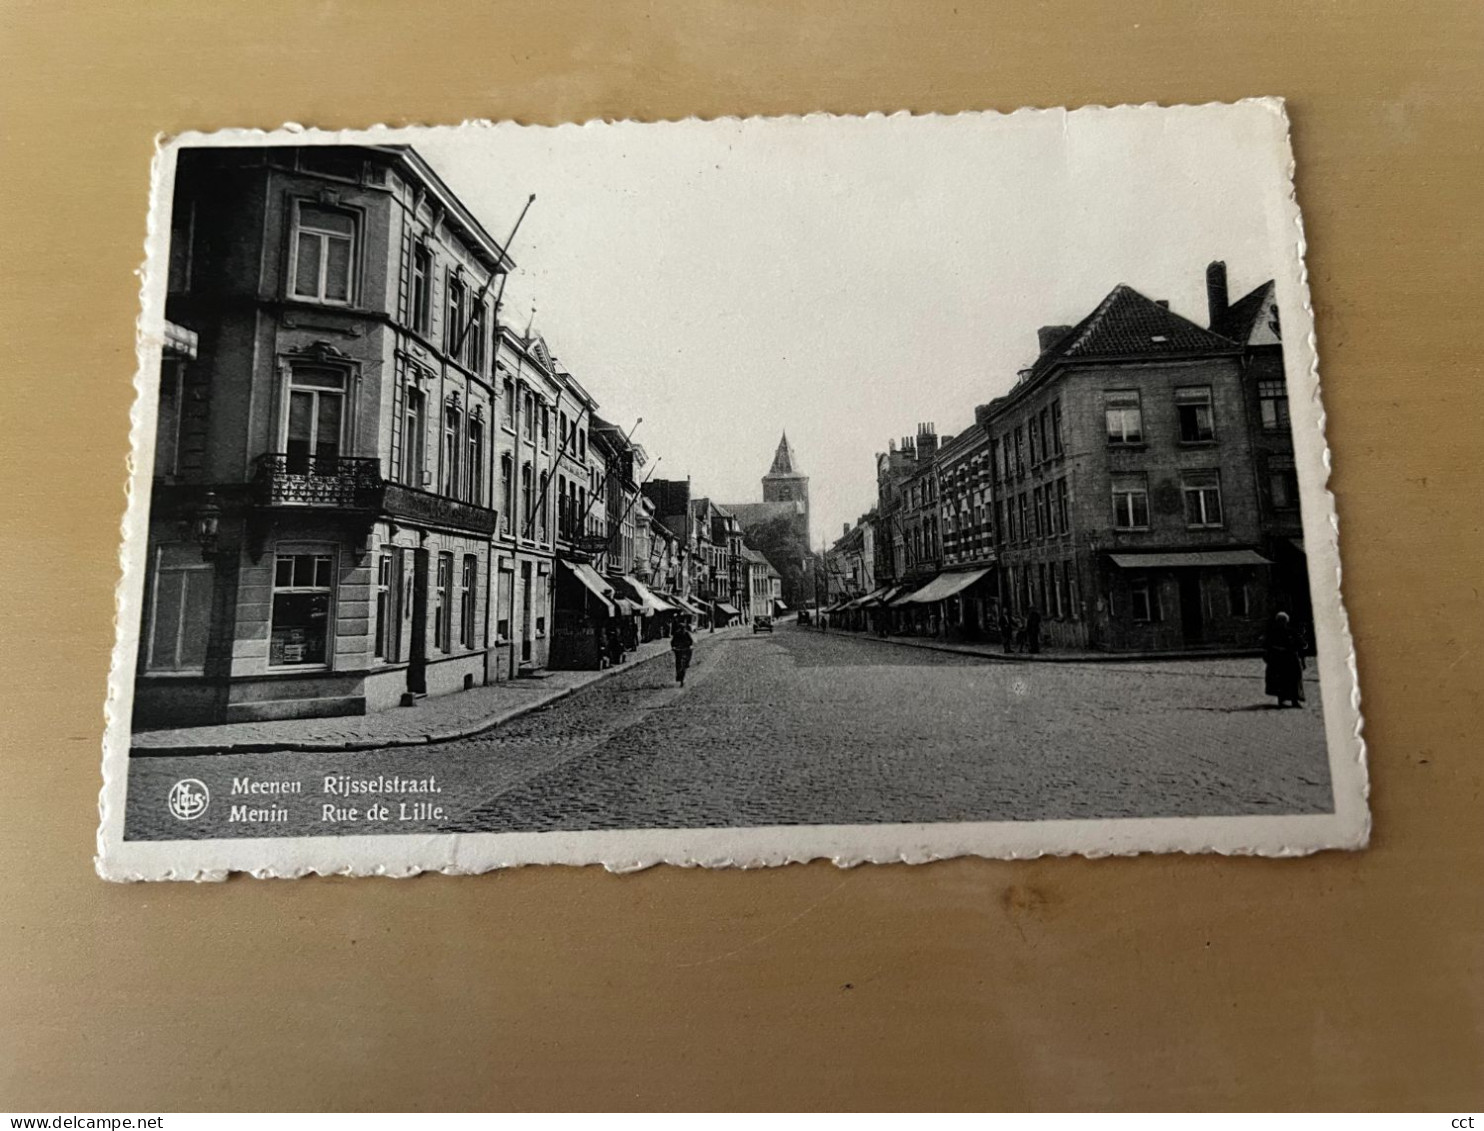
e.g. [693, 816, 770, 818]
[984, 284, 1272, 652]
[136, 144, 526, 726]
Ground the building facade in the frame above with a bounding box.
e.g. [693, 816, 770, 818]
[140, 144, 520, 726]
[983, 284, 1271, 652]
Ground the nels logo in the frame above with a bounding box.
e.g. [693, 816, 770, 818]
[168, 778, 210, 821]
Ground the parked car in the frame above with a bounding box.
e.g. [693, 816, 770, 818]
[752, 615, 774, 634]
[796, 610, 811, 626]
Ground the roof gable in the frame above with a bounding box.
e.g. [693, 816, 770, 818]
[1030, 284, 1240, 381]
[1213, 281, 1280, 346]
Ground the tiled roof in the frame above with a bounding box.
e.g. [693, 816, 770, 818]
[1029, 284, 1240, 381]
[1212, 281, 1276, 343]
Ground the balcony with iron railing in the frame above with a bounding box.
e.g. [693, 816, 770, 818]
[253, 453, 385, 508]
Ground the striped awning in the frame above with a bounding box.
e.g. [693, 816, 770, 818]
[895, 568, 993, 605]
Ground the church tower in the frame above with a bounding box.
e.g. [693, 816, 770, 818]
[761, 432, 810, 548]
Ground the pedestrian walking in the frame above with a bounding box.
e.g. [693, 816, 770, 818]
[671, 618, 695, 686]
[1025, 606, 1042, 654]
[1263, 611, 1306, 707]
[998, 609, 1015, 653]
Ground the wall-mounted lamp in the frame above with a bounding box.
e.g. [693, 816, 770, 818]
[192, 492, 222, 561]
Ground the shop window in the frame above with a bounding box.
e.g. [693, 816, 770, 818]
[375, 553, 393, 660]
[146, 547, 213, 672]
[460, 555, 478, 648]
[1227, 571, 1252, 618]
[401, 384, 426, 487]
[1182, 470, 1224, 528]
[270, 551, 334, 667]
[1104, 390, 1143, 445]
[1258, 379, 1290, 431]
[291, 203, 356, 304]
[434, 552, 453, 652]
[1111, 475, 1150, 529]
[1129, 575, 1159, 623]
[1176, 385, 1216, 443]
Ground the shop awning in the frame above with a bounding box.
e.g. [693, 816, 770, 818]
[716, 602, 740, 617]
[560, 560, 616, 615]
[612, 574, 675, 616]
[1109, 550, 1271, 569]
[612, 597, 642, 616]
[897, 568, 994, 605]
[853, 586, 892, 608]
[772, 599, 789, 613]
[669, 595, 704, 617]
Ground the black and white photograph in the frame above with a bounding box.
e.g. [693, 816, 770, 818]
[98, 102, 1367, 879]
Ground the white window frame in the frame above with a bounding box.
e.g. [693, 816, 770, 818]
[289, 202, 357, 305]
[1182, 472, 1225, 529]
[1111, 476, 1150, 530]
[1104, 390, 1144, 446]
[269, 548, 336, 670]
[1175, 385, 1217, 444]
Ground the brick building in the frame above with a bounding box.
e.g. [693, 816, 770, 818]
[983, 283, 1271, 652]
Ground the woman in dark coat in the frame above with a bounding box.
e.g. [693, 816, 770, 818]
[1263, 611, 1306, 707]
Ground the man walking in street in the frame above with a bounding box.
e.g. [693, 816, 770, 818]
[671, 617, 695, 687]
[999, 608, 1016, 653]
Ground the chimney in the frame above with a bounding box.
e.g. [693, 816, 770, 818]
[1206, 260, 1228, 326]
[843, 523, 851, 536]
[916, 422, 938, 460]
[1037, 325, 1072, 353]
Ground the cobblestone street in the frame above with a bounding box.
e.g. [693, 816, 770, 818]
[125, 623, 1331, 840]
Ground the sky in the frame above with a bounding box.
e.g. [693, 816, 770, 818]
[411, 104, 1295, 547]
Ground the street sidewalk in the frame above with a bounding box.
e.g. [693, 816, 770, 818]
[812, 624, 1265, 665]
[130, 627, 738, 757]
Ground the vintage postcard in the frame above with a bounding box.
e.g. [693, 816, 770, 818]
[98, 100, 1367, 880]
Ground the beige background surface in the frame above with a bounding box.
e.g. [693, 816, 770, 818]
[1, 0, 1480, 1112]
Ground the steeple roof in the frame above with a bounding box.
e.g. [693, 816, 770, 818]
[766, 432, 801, 478]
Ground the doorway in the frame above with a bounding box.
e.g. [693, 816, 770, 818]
[1178, 572, 1204, 645]
[407, 547, 429, 695]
